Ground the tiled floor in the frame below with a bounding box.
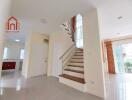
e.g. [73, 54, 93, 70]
[0, 71, 132, 100]
[0, 71, 102, 100]
[106, 73, 132, 100]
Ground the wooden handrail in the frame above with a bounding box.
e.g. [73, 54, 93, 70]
[59, 43, 75, 59]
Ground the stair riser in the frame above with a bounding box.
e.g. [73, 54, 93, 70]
[65, 67, 84, 71]
[63, 71, 84, 78]
[72, 55, 83, 58]
[74, 53, 83, 56]
[73, 55, 83, 57]
[70, 59, 83, 62]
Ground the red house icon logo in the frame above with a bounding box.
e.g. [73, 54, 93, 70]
[7, 16, 20, 32]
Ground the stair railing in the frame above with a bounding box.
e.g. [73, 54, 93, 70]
[59, 43, 76, 73]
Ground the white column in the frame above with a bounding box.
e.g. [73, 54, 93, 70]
[83, 8, 106, 98]
[22, 33, 32, 78]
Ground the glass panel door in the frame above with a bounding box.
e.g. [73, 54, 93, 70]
[113, 45, 124, 73]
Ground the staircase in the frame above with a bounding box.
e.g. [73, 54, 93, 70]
[59, 48, 86, 92]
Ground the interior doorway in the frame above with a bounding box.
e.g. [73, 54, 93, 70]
[113, 43, 132, 74]
[30, 37, 49, 76]
[1, 38, 25, 80]
[21, 33, 49, 78]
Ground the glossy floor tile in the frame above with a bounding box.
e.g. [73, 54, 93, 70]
[0, 71, 132, 100]
[106, 73, 132, 100]
[0, 71, 102, 100]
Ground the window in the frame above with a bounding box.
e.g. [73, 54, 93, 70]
[75, 14, 83, 48]
[3, 47, 8, 59]
[20, 49, 25, 59]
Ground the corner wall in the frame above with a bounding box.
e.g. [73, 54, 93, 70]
[83, 9, 106, 98]
[48, 32, 74, 77]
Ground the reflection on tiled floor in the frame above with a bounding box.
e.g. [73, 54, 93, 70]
[0, 71, 26, 88]
[0, 71, 102, 100]
[106, 73, 132, 100]
[0, 71, 132, 100]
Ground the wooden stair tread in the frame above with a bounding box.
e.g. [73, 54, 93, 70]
[76, 48, 83, 50]
[76, 50, 83, 52]
[75, 51, 83, 52]
[75, 52, 83, 54]
[75, 52, 83, 53]
[67, 64, 84, 67]
[74, 55, 83, 56]
[70, 61, 84, 63]
[72, 56, 83, 57]
[64, 69, 84, 74]
[74, 54, 83, 55]
[59, 74, 85, 84]
[72, 57, 83, 59]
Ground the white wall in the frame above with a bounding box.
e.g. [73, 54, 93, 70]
[83, 9, 106, 98]
[0, 0, 11, 78]
[48, 32, 74, 77]
[4, 41, 24, 59]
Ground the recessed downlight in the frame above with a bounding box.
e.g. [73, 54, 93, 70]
[15, 39, 20, 42]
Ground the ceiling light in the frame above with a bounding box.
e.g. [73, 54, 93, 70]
[15, 40, 20, 42]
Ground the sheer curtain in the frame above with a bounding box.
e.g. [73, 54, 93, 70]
[75, 14, 83, 48]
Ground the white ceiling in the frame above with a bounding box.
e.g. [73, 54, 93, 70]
[5, 0, 132, 42]
[98, 0, 132, 39]
[7, 0, 95, 42]
[11, 0, 94, 31]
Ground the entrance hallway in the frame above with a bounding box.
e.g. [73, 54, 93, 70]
[0, 73, 132, 100]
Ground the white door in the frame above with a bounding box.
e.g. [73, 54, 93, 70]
[30, 37, 49, 76]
